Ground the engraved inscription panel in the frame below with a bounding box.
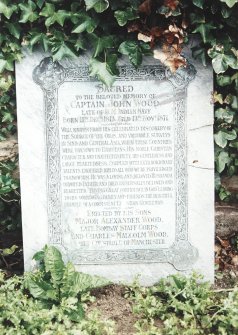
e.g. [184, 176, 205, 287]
[60, 80, 175, 251]
[33, 59, 198, 269]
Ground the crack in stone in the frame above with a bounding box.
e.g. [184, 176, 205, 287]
[188, 164, 213, 170]
[189, 124, 213, 131]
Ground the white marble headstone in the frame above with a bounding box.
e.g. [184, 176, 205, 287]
[16, 47, 214, 285]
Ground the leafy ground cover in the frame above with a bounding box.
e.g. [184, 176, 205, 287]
[0, 245, 238, 335]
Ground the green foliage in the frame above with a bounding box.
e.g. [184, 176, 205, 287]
[0, 160, 20, 231]
[25, 245, 110, 319]
[118, 41, 151, 67]
[0, 0, 238, 209]
[129, 273, 238, 335]
[0, 269, 114, 335]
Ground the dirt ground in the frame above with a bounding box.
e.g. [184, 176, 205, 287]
[88, 285, 139, 335]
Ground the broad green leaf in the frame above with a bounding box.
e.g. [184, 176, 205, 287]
[119, 41, 150, 68]
[192, 23, 216, 44]
[19, 1, 38, 23]
[189, 12, 205, 24]
[0, 75, 13, 92]
[230, 141, 238, 148]
[212, 53, 238, 74]
[231, 96, 238, 109]
[214, 129, 237, 148]
[192, 46, 207, 66]
[30, 32, 49, 52]
[89, 34, 115, 57]
[75, 37, 87, 51]
[192, 0, 205, 9]
[1, 245, 18, 256]
[26, 277, 57, 301]
[210, 52, 227, 74]
[40, 2, 54, 17]
[215, 107, 234, 123]
[61, 262, 110, 298]
[0, 59, 7, 73]
[61, 262, 77, 297]
[114, 8, 139, 26]
[216, 74, 232, 86]
[221, 4, 232, 18]
[40, 4, 71, 27]
[220, 0, 237, 8]
[0, 1, 17, 19]
[72, 14, 98, 33]
[36, 0, 45, 8]
[44, 246, 65, 286]
[119, 41, 142, 67]
[85, 0, 109, 13]
[33, 250, 45, 262]
[216, 151, 230, 173]
[52, 42, 77, 61]
[2, 112, 14, 123]
[69, 271, 110, 294]
[89, 56, 118, 87]
[5, 23, 21, 39]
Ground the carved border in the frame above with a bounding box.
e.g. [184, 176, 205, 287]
[33, 57, 198, 270]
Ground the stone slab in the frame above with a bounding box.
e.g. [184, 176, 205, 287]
[16, 48, 214, 285]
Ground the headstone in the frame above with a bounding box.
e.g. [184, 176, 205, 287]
[16, 47, 214, 285]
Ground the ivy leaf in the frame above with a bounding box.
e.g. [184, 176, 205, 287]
[192, 23, 216, 44]
[19, 1, 39, 23]
[72, 14, 98, 33]
[212, 53, 238, 74]
[215, 107, 234, 123]
[89, 34, 115, 57]
[89, 55, 118, 87]
[192, 45, 207, 66]
[74, 37, 87, 51]
[192, 0, 205, 9]
[216, 151, 230, 173]
[52, 42, 77, 61]
[40, 4, 71, 27]
[221, 5, 232, 18]
[85, 0, 109, 13]
[30, 32, 49, 52]
[114, 7, 139, 26]
[216, 74, 232, 86]
[0, 59, 7, 73]
[212, 54, 229, 73]
[214, 129, 237, 148]
[5, 23, 21, 39]
[220, 0, 238, 8]
[2, 112, 14, 123]
[189, 12, 205, 24]
[119, 41, 151, 68]
[0, 1, 17, 19]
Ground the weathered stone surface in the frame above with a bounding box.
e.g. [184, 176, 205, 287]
[215, 202, 238, 238]
[0, 135, 18, 162]
[221, 176, 238, 194]
[16, 49, 214, 284]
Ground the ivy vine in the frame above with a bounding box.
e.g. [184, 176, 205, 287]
[0, 0, 238, 227]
